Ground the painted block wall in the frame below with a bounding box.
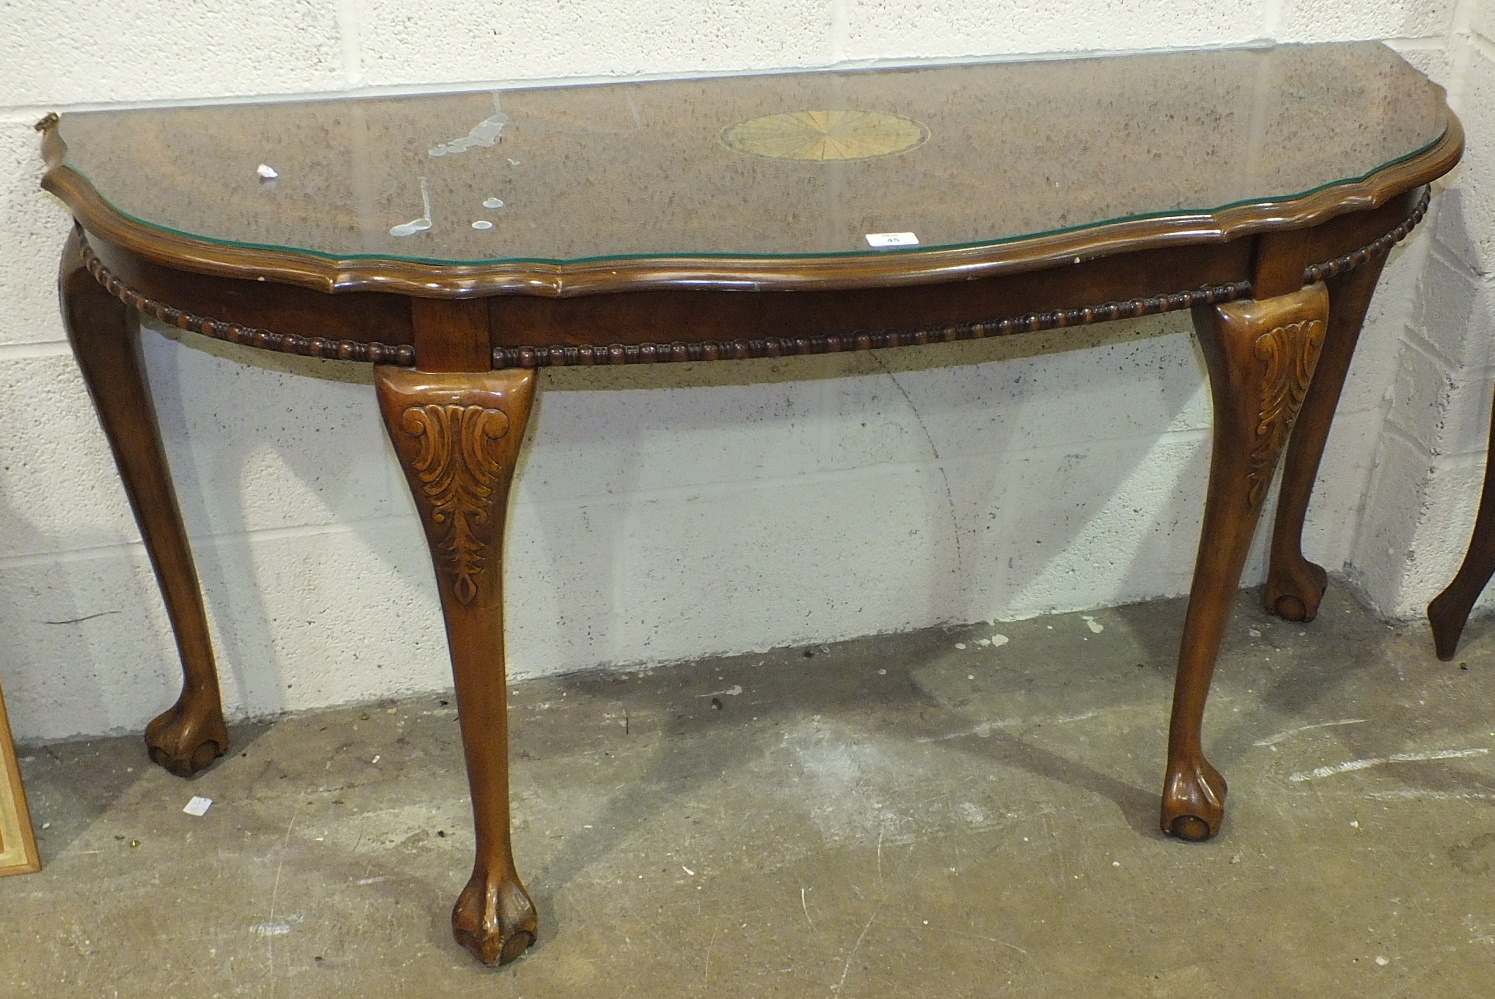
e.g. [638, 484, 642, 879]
[0, 0, 1484, 740]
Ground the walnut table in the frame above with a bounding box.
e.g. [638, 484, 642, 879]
[39, 43, 1461, 964]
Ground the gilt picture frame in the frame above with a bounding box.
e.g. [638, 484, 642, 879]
[0, 678, 40, 876]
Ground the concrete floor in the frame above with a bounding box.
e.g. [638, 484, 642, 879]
[4, 586, 1495, 998]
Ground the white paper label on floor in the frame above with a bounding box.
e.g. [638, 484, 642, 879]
[865, 231, 919, 247]
[183, 796, 213, 816]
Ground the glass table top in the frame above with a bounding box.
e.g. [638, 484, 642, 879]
[55, 42, 1448, 267]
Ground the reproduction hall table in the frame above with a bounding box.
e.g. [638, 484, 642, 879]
[39, 43, 1461, 965]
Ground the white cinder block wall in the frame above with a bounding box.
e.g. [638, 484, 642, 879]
[1352, 1, 1495, 613]
[0, 1, 1488, 741]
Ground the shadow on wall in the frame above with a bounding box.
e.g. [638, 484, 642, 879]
[0, 495, 181, 746]
[0, 353, 187, 743]
[514, 309, 1212, 674]
[135, 324, 447, 725]
[74, 302, 1216, 732]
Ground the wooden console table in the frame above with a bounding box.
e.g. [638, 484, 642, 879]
[40, 43, 1461, 964]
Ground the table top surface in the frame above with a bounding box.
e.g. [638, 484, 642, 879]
[51, 43, 1449, 275]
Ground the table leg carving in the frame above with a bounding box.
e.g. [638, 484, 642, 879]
[59, 230, 229, 777]
[1265, 258, 1388, 622]
[375, 365, 538, 965]
[1428, 403, 1495, 659]
[1163, 283, 1330, 841]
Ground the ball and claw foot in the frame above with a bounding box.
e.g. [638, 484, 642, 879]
[144, 697, 229, 777]
[1161, 756, 1227, 842]
[452, 869, 538, 966]
[1265, 558, 1328, 623]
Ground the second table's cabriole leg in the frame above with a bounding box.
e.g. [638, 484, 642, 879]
[1265, 257, 1390, 622]
[1163, 283, 1330, 841]
[59, 230, 229, 777]
[1428, 401, 1495, 658]
[375, 365, 538, 966]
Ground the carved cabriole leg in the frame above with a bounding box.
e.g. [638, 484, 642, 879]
[59, 229, 229, 776]
[375, 365, 537, 965]
[1265, 256, 1390, 621]
[1163, 282, 1330, 841]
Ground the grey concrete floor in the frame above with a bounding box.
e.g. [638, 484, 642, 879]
[4, 586, 1495, 998]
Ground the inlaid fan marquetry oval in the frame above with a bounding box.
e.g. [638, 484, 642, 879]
[720, 110, 929, 161]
